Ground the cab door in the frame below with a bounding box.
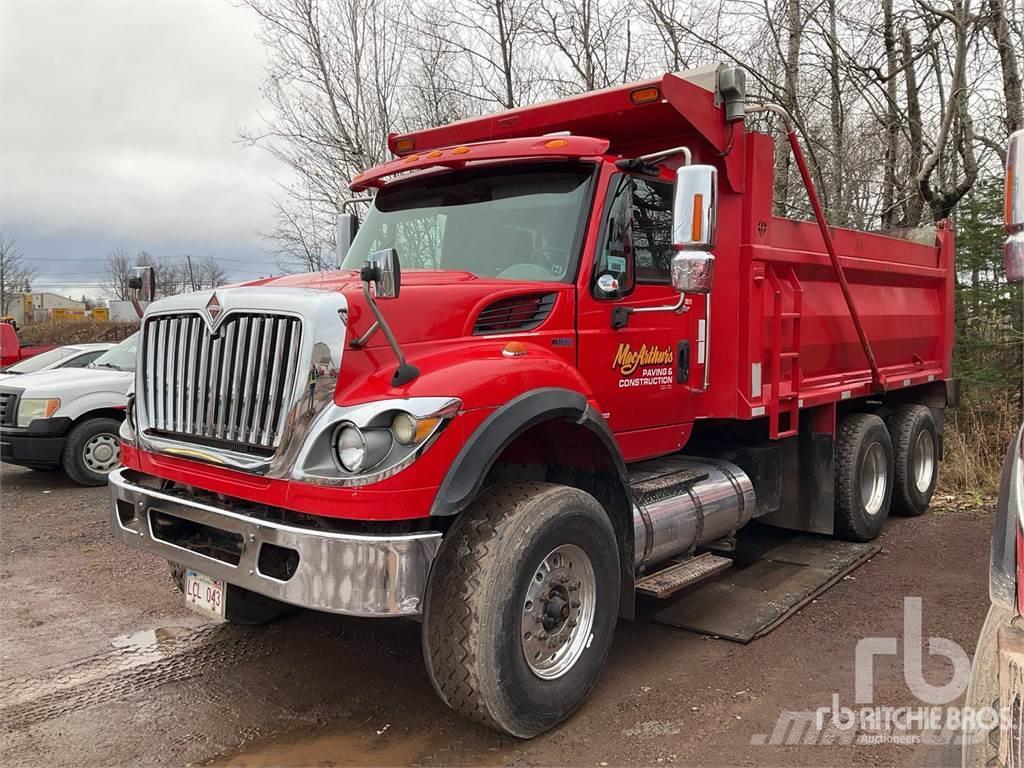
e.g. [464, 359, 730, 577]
[576, 172, 703, 443]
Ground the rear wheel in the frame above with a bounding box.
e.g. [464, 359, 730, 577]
[62, 417, 122, 486]
[888, 405, 938, 516]
[168, 562, 295, 625]
[422, 482, 620, 738]
[834, 413, 894, 542]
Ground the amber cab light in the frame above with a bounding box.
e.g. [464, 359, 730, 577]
[630, 86, 660, 104]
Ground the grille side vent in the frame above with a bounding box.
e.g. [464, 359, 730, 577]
[473, 293, 556, 335]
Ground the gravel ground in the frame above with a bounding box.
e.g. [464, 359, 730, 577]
[0, 462, 992, 767]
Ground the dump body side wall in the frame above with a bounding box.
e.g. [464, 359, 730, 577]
[701, 131, 954, 423]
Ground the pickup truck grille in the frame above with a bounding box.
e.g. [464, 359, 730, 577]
[141, 312, 303, 452]
[0, 392, 16, 427]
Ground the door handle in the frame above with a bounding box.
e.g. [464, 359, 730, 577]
[677, 341, 690, 384]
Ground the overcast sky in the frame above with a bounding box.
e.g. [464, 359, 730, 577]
[0, 0, 285, 298]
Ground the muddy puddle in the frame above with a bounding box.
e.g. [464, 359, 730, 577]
[208, 720, 433, 767]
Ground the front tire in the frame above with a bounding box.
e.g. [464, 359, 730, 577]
[834, 413, 894, 541]
[422, 482, 620, 738]
[62, 417, 122, 486]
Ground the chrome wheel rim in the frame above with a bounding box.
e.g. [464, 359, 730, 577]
[521, 544, 596, 680]
[913, 430, 935, 494]
[84, 434, 120, 473]
[860, 441, 888, 516]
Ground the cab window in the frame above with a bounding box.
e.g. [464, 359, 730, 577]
[592, 175, 675, 298]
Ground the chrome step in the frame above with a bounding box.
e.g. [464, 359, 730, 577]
[636, 552, 733, 599]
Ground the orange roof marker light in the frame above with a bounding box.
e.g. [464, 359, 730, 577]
[394, 137, 415, 153]
[630, 86, 660, 104]
[544, 138, 570, 149]
[451, 146, 471, 155]
[426, 150, 443, 158]
[403, 154, 421, 163]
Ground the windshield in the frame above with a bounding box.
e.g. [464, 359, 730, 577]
[342, 163, 594, 282]
[90, 333, 139, 372]
[3, 347, 79, 374]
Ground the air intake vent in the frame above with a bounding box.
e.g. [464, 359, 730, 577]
[473, 293, 556, 335]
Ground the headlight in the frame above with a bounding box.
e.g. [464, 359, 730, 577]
[333, 423, 393, 473]
[17, 398, 60, 428]
[391, 412, 441, 446]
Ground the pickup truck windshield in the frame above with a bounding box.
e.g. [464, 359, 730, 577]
[3, 347, 76, 374]
[90, 332, 139, 372]
[342, 164, 593, 282]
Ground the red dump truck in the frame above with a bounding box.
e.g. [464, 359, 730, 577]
[110, 64, 956, 737]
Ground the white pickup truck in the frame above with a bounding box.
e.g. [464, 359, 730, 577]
[0, 333, 138, 485]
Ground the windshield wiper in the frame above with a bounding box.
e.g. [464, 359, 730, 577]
[93, 362, 122, 371]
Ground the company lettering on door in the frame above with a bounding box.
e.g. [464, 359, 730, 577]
[612, 343, 674, 388]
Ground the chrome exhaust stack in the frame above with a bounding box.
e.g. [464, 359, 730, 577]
[631, 458, 755, 569]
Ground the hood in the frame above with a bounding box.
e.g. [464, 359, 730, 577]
[0, 366, 133, 397]
[242, 269, 571, 347]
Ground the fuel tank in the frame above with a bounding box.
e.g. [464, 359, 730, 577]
[630, 457, 756, 569]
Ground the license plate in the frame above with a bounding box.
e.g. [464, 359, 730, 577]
[184, 570, 226, 621]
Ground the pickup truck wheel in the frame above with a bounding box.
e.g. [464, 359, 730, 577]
[887, 405, 938, 516]
[168, 562, 295, 625]
[61, 417, 122, 486]
[422, 482, 620, 738]
[834, 413, 894, 542]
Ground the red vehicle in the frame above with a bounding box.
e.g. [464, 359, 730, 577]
[0, 322, 56, 369]
[111, 64, 956, 737]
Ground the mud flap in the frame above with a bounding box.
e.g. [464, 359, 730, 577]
[652, 526, 878, 642]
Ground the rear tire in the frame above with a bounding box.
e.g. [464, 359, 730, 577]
[887, 405, 938, 516]
[62, 417, 122, 486]
[422, 482, 620, 738]
[834, 413, 894, 542]
[168, 562, 295, 625]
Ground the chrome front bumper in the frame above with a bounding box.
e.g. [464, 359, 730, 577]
[108, 468, 442, 617]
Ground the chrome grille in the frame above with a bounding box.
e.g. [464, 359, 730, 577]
[0, 392, 16, 427]
[141, 312, 303, 452]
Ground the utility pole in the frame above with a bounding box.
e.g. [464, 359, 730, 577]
[186, 255, 196, 291]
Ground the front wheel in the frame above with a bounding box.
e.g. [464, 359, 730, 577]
[422, 482, 620, 738]
[62, 417, 122, 486]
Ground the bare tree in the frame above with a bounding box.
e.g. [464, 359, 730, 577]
[528, 0, 638, 94]
[196, 255, 229, 289]
[0, 234, 36, 318]
[240, 0, 408, 272]
[103, 248, 134, 301]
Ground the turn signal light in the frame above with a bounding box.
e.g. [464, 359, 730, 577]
[544, 138, 570, 149]
[630, 87, 660, 104]
[691, 193, 704, 242]
[502, 341, 528, 358]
